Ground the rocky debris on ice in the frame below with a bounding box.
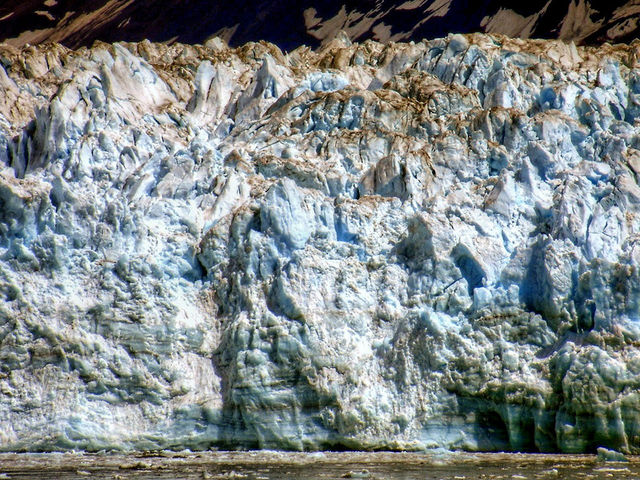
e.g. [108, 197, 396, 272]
[1, 33, 640, 453]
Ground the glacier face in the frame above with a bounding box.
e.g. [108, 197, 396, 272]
[1, 34, 640, 453]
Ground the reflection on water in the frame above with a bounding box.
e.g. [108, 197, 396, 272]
[0, 451, 638, 480]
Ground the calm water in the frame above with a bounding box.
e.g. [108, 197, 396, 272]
[0, 451, 638, 480]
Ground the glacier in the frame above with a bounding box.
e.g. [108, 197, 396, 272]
[1, 33, 640, 453]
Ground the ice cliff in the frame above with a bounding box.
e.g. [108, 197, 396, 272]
[2, 33, 640, 453]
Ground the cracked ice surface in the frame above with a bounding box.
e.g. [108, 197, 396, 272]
[2, 34, 640, 452]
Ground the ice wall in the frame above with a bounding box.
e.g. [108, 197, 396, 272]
[1, 34, 640, 452]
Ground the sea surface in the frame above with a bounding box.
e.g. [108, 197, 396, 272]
[0, 451, 638, 480]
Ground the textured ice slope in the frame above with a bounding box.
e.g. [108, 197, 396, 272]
[2, 34, 640, 453]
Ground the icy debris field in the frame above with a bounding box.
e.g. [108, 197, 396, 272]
[1, 451, 640, 480]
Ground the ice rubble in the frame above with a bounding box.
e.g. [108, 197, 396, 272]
[1, 34, 640, 452]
